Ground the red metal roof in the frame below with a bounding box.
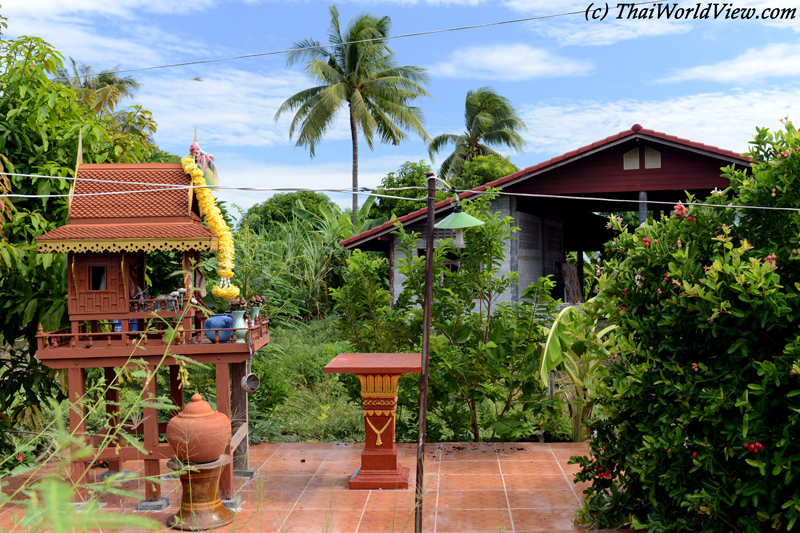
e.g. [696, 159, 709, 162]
[339, 124, 751, 249]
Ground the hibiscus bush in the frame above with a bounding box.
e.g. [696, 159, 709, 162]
[575, 122, 800, 532]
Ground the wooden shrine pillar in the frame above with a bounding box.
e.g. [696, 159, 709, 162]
[143, 367, 161, 503]
[215, 361, 233, 500]
[104, 368, 122, 473]
[230, 361, 252, 476]
[68, 367, 88, 502]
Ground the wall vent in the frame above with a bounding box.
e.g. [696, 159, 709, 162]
[645, 147, 661, 169]
[623, 147, 640, 170]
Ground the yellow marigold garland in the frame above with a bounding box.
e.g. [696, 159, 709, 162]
[181, 155, 240, 299]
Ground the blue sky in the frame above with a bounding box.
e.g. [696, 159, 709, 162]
[4, 0, 800, 214]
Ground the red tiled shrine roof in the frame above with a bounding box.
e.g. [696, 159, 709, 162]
[35, 163, 219, 253]
[68, 164, 193, 220]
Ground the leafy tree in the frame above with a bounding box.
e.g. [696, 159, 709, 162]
[429, 87, 526, 179]
[241, 191, 338, 233]
[0, 33, 158, 460]
[275, 5, 430, 220]
[574, 122, 800, 531]
[145, 146, 181, 163]
[452, 154, 518, 191]
[372, 160, 446, 219]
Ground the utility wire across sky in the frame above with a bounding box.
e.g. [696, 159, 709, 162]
[49, 1, 662, 80]
[2, 170, 798, 213]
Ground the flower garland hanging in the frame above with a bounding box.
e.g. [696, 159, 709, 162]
[181, 155, 240, 300]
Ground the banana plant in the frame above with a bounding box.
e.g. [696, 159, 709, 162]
[540, 302, 616, 442]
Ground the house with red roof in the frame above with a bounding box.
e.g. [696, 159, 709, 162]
[340, 124, 751, 303]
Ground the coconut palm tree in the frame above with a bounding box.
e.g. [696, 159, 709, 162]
[275, 5, 430, 221]
[428, 87, 527, 180]
[55, 58, 141, 114]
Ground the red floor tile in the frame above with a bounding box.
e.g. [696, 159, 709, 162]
[435, 509, 513, 532]
[282, 508, 362, 533]
[366, 489, 433, 511]
[357, 509, 433, 533]
[295, 489, 370, 510]
[438, 460, 501, 475]
[436, 490, 509, 510]
[504, 474, 573, 491]
[506, 489, 581, 509]
[438, 474, 505, 491]
[501, 460, 562, 475]
[512, 508, 581, 531]
[260, 457, 324, 476]
[1, 442, 609, 532]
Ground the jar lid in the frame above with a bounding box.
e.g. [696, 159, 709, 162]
[180, 393, 214, 418]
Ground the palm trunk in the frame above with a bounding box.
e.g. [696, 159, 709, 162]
[349, 105, 358, 225]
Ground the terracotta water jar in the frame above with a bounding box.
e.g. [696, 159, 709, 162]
[166, 394, 234, 530]
[166, 393, 230, 463]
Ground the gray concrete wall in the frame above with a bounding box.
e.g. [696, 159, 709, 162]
[388, 197, 562, 306]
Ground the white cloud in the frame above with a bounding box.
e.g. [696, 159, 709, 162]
[519, 88, 800, 158]
[139, 68, 352, 150]
[504, 0, 692, 45]
[430, 44, 592, 80]
[3, 0, 215, 19]
[529, 19, 692, 46]
[661, 42, 800, 83]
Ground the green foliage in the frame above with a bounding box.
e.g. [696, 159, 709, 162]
[575, 123, 800, 532]
[0, 33, 159, 460]
[240, 191, 338, 233]
[372, 160, 446, 219]
[292, 193, 386, 243]
[248, 317, 363, 443]
[1, 346, 186, 531]
[540, 302, 617, 442]
[331, 192, 562, 442]
[275, 4, 430, 215]
[428, 87, 526, 180]
[452, 154, 518, 192]
[144, 146, 181, 163]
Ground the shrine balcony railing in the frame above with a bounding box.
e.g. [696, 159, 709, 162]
[129, 297, 187, 314]
[35, 316, 269, 355]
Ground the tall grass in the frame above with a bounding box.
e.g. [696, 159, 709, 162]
[249, 317, 364, 443]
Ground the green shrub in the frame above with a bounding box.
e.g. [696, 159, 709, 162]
[331, 192, 561, 442]
[576, 123, 800, 532]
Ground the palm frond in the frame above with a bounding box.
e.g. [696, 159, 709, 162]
[480, 129, 527, 152]
[428, 134, 461, 159]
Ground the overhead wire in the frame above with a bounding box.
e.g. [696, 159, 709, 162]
[2, 175, 798, 213]
[49, 1, 661, 79]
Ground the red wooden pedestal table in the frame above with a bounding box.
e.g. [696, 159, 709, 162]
[324, 353, 421, 490]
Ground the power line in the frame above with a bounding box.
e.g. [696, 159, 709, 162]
[376, 186, 800, 213]
[50, 2, 660, 79]
[4, 181, 798, 213]
[0, 185, 423, 202]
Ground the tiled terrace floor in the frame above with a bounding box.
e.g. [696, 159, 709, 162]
[1, 442, 629, 532]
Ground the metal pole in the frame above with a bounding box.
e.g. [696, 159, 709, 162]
[415, 173, 436, 533]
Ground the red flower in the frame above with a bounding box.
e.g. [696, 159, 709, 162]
[643, 237, 650, 247]
[16, 454, 23, 461]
